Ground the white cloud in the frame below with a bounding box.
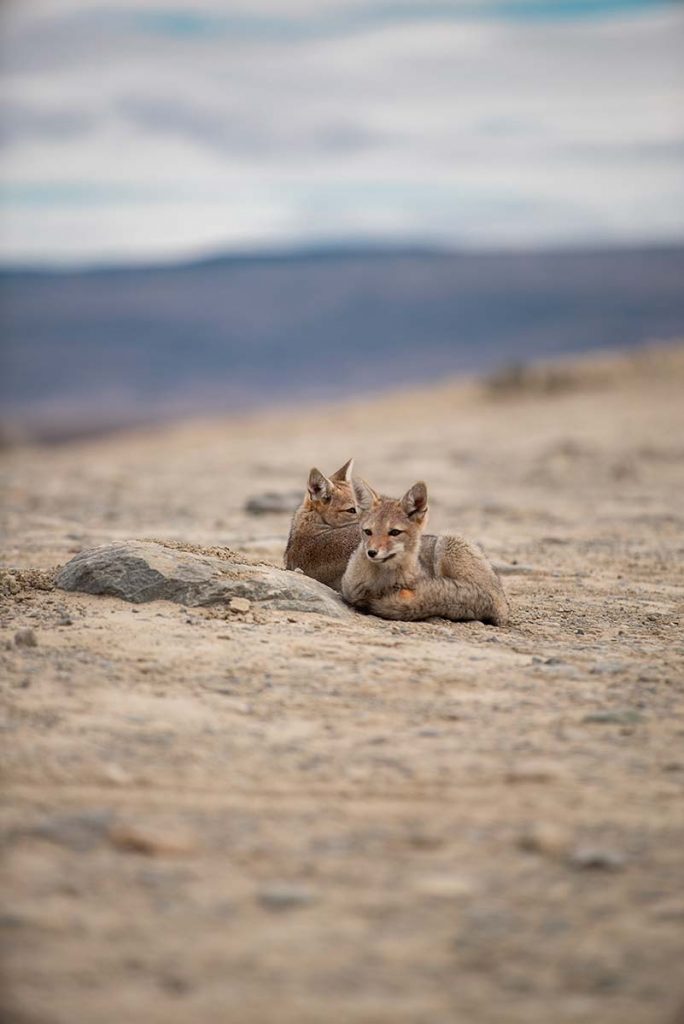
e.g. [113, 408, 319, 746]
[1, 2, 682, 262]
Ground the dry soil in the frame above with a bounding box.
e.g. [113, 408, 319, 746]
[1, 345, 683, 1024]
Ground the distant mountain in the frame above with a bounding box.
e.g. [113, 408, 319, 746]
[2, 244, 683, 440]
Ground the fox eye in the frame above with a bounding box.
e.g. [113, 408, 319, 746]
[388, 529, 403, 537]
[345, 507, 356, 514]
[363, 528, 373, 536]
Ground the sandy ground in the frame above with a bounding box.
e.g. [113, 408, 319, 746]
[1, 344, 684, 1024]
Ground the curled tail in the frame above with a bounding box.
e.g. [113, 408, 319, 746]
[368, 575, 509, 626]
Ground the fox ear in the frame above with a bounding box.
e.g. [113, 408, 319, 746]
[308, 467, 333, 501]
[401, 481, 428, 521]
[330, 458, 354, 483]
[353, 478, 380, 513]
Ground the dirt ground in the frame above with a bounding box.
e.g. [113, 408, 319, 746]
[1, 344, 683, 1024]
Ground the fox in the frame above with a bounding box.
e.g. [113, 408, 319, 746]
[285, 460, 447, 593]
[341, 479, 509, 626]
[284, 459, 363, 591]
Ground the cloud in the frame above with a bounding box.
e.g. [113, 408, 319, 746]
[0, 0, 682, 262]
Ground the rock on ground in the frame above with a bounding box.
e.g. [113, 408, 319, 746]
[55, 540, 349, 619]
[244, 490, 302, 515]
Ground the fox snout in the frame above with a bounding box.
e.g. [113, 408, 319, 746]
[364, 537, 402, 562]
[366, 546, 396, 562]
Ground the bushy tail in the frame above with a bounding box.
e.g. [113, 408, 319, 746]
[368, 575, 509, 626]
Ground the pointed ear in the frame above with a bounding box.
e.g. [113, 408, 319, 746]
[330, 458, 354, 483]
[353, 478, 380, 513]
[401, 481, 428, 521]
[308, 467, 333, 501]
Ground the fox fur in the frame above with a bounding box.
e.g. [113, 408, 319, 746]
[285, 460, 445, 593]
[284, 459, 362, 591]
[341, 479, 509, 626]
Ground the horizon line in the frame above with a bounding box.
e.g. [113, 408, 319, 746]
[2, 236, 684, 276]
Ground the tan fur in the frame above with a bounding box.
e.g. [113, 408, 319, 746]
[284, 459, 361, 591]
[341, 480, 509, 626]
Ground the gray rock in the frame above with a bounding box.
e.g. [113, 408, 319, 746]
[582, 709, 643, 725]
[257, 883, 316, 910]
[245, 490, 302, 515]
[56, 541, 349, 619]
[14, 627, 37, 647]
[27, 810, 115, 851]
[589, 660, 626, 675]
[570, 847, 627, 871]
[493, 562, 542, 576]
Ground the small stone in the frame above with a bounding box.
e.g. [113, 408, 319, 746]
[108, 823, 197, 857]
[229, 597, 251, 613]
[570, 847, 626, 871]
[582, 710, 643, 725]
[648, 898, 684, 920]
[58, 615, 73, 626]
[244, 491, 302, 515]
[159, 974, 193, 996]
[257, 883, 316, 911]
[101, 763, 133, 786]
[506, 762, 565, 784]
[14, 628, 37, 648]
[492, 563, 540, 575]
[408, 831, 443, 849]
[519, 823, 571, 858]
[590, 661, 625, 676]
[414, 873, 476, 898]
[30, 810, 114, 851]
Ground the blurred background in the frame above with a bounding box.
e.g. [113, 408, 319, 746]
[1, 0, 683, 441]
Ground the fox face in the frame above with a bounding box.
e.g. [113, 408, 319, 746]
[353, 479, 429, 565]
[306, 458, 359, 528]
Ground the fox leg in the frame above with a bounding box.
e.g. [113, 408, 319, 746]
[367, 575, 505, 625]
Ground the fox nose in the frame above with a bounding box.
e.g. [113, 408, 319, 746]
[367, 549, 378, 559]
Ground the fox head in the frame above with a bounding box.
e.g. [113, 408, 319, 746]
[353, 479, 429, 565]
[306, 458, 358, 527]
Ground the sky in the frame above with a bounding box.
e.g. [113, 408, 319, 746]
[1, 0, 683, 265]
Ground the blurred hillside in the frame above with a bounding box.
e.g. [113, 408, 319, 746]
[2, 243, 684, 441]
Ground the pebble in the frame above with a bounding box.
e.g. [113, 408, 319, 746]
[493, 563, 540, 576]
[108, 823, 197, 857]
[244, 490, 302, 515]
[101, 763, 133, 786]
[582, 710, 643, 725]
[648, 898, 684, 920]
[518, 823, 571, 858]
[414, 873, 476, 898]
[257, 883, 316, 911]
[506, 762, 565, 784]
[590, 660, 625, 676]
[570, 847, 626, 871]
[229, 597, 251, 613]
[30, 810, 114, 851]
[14, 628, 37, 647]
